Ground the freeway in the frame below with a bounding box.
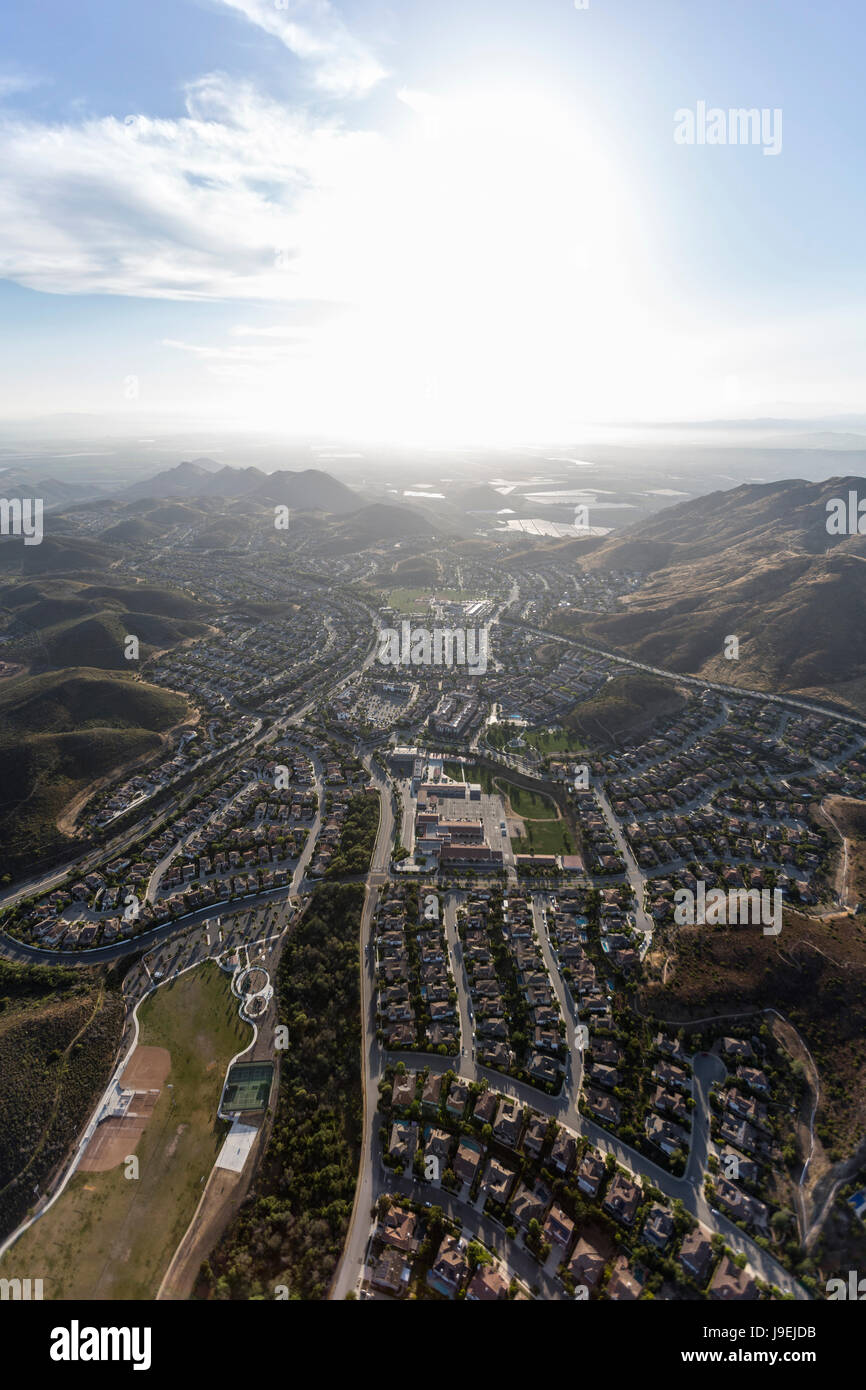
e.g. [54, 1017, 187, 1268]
[501, 617, 866, 732]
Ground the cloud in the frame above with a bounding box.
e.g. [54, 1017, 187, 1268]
[0, 70, 43, 100]
[215, 0, 386, 98]
[0, 73, 385, 300]
[163, 334, 308, 361]
[395, 87, 441, 136]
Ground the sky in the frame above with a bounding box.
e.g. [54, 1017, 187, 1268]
[0, 0, 863, 443]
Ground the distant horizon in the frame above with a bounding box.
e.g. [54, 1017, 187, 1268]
[4, 411, 866, 454]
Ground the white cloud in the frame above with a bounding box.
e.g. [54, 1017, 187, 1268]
[0, 73, 385, 301]
[0, 70, 43, 100]
[1, 62, 856, 438]
[215, 0, 386, 98]
[163, 334, 308, 361]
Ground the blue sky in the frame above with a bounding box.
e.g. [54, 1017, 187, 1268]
[0, 0, 862, 440]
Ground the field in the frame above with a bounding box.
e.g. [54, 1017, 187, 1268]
[512, 818, 573, 856]
[522, 726, 586, 755]
[0, 962, 250, 1299]
[492, 777, 572, 855]
[385, 587, 477, 614]
[496, 780, 558, 821]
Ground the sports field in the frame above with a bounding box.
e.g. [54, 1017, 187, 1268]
[221, 1060, 274, 1113]
[0, 962, 251, 1300]
[386, 587, 479, 614]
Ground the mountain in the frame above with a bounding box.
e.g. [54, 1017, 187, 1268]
[0, 467, 92, 509]
[123, 459, 231, 500]
[249, 468, 359, 514]
[552, 477, 866, 714]
[123, 460, 360, 513]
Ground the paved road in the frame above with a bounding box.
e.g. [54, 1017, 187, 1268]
[531, 895, 583, 1122]
[330, 752, 395, 1299]
[0, 743, 328, 967]
[443, 893, 474, 1065]
[592, 783, 655, 951]
[501, 618, 866, 732]
[333, 874, 808, 1300]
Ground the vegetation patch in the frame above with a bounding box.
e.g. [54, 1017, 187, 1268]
[325, 792, 379, 877]
[198, 883, 363, 1300]
[0, 958, 124, 1241]
[565, 674, 687, 746]
[640, 911, 866, 1161]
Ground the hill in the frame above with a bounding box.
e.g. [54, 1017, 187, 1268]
[553, 477, 866, 712]
[123, 460, 360, 513]
[249, 467, 359, 514]
[314, 502, 434, 555]
[0, 667, 187, 737]
[565, 673, 687, 746]
[0, 534, 119, 575]
[0, 669, 189, 874]
[1, 579, 209, 670]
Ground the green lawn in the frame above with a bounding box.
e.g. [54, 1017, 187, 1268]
[496, 780, 558, 821]
[513, 819, 574, 856]
[522, 727, 586, 755]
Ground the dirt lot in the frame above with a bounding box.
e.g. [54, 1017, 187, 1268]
[79, 1046, 171, 1172]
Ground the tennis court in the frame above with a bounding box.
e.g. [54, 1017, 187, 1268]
[220, 1060, 274, 1113]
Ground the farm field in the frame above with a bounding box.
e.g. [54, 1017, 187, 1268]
[1, 961, 250, 1299]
